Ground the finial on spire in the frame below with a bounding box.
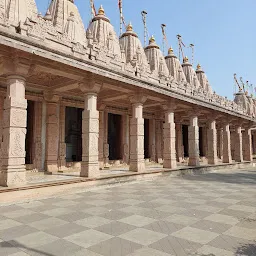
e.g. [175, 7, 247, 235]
[196, 63, 201, 70]
[98, 5, 105, 15]
[149, 35, 155, 44]
[126, 22, 133, 32]
[168, 46, 173, 55]
[183, 56, 189, 63]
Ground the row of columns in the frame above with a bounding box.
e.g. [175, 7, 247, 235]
[0, 74, 254, 186]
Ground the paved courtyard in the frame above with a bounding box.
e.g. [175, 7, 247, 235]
[0, 169, 256, 256]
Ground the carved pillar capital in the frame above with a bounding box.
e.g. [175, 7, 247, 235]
[0, 55, 31, 77]
[162, 99, 176, 112]
[129, 94, 147, 105]
[79, 74, 102, 94]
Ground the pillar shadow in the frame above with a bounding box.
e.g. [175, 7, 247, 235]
[0, 240, 55, 256]
[235, 243, 256, 256]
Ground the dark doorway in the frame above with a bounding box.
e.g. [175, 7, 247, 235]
[108, 113, 122, 160]
[182, 125, 189, 157]
[252, 134, 256, 154]
[144, 119, 150, 159]
[65, 107, 82, 162]
[25, 101, 35, 164]
[199, 127, 203, 157]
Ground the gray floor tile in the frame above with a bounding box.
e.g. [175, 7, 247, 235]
[28, 217, 68, 231]
[64, 229, 113, 248]
[119, 228, 167, 246]
[95, 221, 136, 236]
[14, 213, 49, 224]
[119, 214, 156, 227]
[172, 227, 219, 244]
[0, 225, 38, 241]
[143, 220, 185, 235]
[191, 219, 232, 234]
[149, 235, 201, 256]
[9, 231, 59, 248]
[88, 237, 142, 256]
[44, 223, 87, 238]
[32, 239, 83, 256]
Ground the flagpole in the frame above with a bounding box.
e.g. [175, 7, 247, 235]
[119, 0, 123, 36]
[90, 0, 95, 19]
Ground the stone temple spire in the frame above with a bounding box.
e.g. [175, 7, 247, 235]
[44, 0, 86, 44]
[182, 56, 200, 89]
[165, 47, 186, 83]
[87, 5, 122, 58]
[119, 22, 149, 69]
[144, 35, 169, 77]
[196, 64, 213, 94]
[3, 0, 38, 27]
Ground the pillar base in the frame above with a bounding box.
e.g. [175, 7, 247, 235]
[188, 158, 200, 166]
[208, 158, 218, 165]
[0, 167, 26, 187]
[163, 160, 177, 169]
[129, 161, 145, 172]
[81, 162, 100, 178]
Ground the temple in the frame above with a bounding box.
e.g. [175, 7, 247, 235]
[0, 0, 255, 187]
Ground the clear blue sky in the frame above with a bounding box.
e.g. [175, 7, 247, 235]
[35, 0, 256, 99]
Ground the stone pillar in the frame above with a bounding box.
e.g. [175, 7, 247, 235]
[207, 119, 218, 165]
[98, 105, 105, 169]
[188, 115, 200, 166]
[243, 127, 253, 162]
[0, 76, 27, 186]
[156, 119, 163, 163]
[222, 123, 232, 163]
[81, 92, 100, 177]
[45, 94, 60, 173]
[79, 77, 102, 177]
[234, 126, 243, 162]
[149, 119, 156, 162]
[58, 104, 66, 170]
[163, 103, 176, 169]
[129, 95, 147, 172]
[33, 101, 43, 171]
[176, 122, 184, 162]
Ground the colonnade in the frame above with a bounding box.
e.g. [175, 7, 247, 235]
[0, 75, 254, 187]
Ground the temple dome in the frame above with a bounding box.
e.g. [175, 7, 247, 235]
[87, 5, 122, 57]
[195, 64, 213, 94]
[44, 0, 86, 44]
[165, 47, 186, 82]
[119, 23, 149, 68]
[182, 57, 200, 88]
[144, 36, 169, 77]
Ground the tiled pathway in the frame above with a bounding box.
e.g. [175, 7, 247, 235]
[0, 169, 256, 256]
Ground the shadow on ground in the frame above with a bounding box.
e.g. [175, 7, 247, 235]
[181, 169, 256, 186]
[235, 242, 256, 256]
[0, 240, 54, 256]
